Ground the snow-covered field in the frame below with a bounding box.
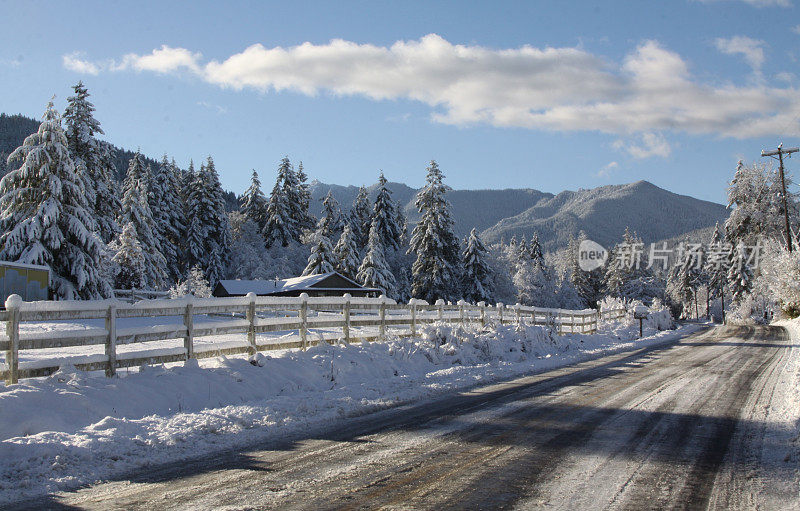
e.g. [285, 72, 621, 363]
[0, 314, 690, 505]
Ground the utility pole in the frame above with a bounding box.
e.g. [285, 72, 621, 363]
[761, 144, 799, 252]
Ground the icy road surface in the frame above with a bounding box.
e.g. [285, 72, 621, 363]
[25, 325, 798, 510]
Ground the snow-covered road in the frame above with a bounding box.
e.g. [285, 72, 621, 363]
[21, 324, 799, 510]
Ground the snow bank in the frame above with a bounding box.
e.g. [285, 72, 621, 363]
[0, 320, 695, 504]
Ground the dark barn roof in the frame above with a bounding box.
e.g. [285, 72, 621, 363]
[213, 272, 382, 298]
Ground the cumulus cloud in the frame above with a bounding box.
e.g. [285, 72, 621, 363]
[614, 133, 672, 159]
[63, 35, 800, 138]
[714, 36, 766, 71]
[62, 52, 99, 75]
[113, 45, 202, 74]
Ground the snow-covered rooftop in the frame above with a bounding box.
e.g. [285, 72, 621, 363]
[216, 272, 381, 296]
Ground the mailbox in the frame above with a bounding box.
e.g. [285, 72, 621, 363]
[633, 306, 649, 320]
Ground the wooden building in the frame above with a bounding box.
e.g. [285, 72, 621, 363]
[213, 272, 382, 298]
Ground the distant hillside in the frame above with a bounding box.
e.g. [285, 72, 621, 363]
[480, 181, 728, 250]
[312, 179, 729, 252]
[0, 113, 238, 211]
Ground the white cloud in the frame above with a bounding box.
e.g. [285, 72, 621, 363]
[793, 24, 800, 34]
[597, 161, 618, 178]
[614, 133, 672, 159]
[714, 36, 766, 71]
[113, 45, 202, 74]
[64, 35, 800, 138]
[62, 52, 99, 75]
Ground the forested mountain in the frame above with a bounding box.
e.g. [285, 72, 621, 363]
[311, 179, 728, 252]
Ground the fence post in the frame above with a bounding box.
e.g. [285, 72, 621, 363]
[379, 295, 387, 341]
[183, 300, 194, 359]
[436, 299, 444, 321]
[300, 293, 309, 350]
[410, 299, 418, 337]
[457, 300, 466, 326]
[105, 303, 117, 377]
[515, 303, 521, 325]
[343, 293, 351, 344]
[497, 303, 504, 325]
[5, 294, 20, 384]
[479, 301, 486, 327]
[246, 292, 257, 355]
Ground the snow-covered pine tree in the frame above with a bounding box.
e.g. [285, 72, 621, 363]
[704, 222, 730, 305]
[461, 228, 493, 303]
[187, 157, 230, 286]
[408, 161, 461, 302]
[603, 244, 625, 298]
[302, 227, 336, 276]
[226, 212, 269, 280]
[358, 221, 396, 297]
[0, 101, 112, 299]
[529, 232, 543, 264]
[334, 224, 360, 279]
[567, 233, 600, 307]
[149, 155, 186, 282]
[264, 158, 298, 247]
[317, 190, 343, 239]
[240, 169, 268, 232]
[294, 161, 316, 234]
[349, 185, 372, 249]
[119, 155, 167, 289]
[727, 243, 753, 304]
[63, 81, 120, 244]
[373, 172, 402, 251]
[110, 222, 146, 290]
[264, 178, 293, 248]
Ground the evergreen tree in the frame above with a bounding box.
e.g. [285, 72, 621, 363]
[302, 227, 336, 276]
[373, 172, 402, 251]
[568, 232, 603, 307]
[294, 161, 316, 233]
[264, 178, 293, 248]
[0, 102, 111, 299]
[529, 232, 543, 265]
[240, 169, 268, 232]
[349, 185, 372, 249]
[727, 242, 753, 304]
[149, 155, 186, 282]
[603, 244, 625, 298]
[63, 81, 120, 244]
[120, 156, 167, 289]
[358, 221, 396, 296]
[264, 157, 299, 246]
[461, 228, 493, 303]
[317, 190, 343, 239]
[185, 157, 230, 285]
[408, 161, 461, 302]
[334, 224, 360, 279]
[705, 223, 730, 307]
[110, 222, 146, 290]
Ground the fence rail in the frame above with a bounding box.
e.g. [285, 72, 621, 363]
[0, 293, 627, 384]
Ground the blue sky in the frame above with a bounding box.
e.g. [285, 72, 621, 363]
[1, 0, 799, 204]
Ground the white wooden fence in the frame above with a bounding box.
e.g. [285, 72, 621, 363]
[0, 293, 626, 384]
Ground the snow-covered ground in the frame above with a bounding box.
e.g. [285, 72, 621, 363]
[753, 317, 800, 506]
[0, 315, 691, 505]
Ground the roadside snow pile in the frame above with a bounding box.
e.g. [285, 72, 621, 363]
[0, 319, 693, 504]
[761, 318, 800, 503]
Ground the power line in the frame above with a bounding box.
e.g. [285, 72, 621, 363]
[761, 143, 799, 252]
